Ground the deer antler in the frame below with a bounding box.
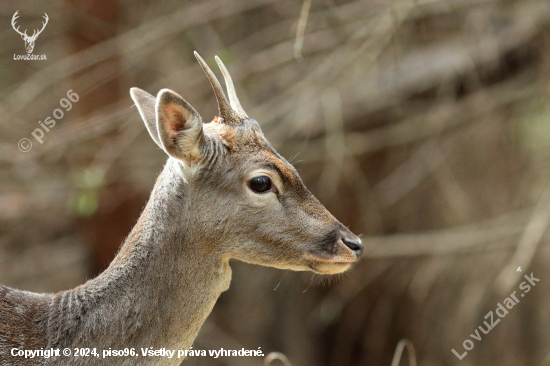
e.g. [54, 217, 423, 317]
[11, 11, 28, 38]
[215, 56, 248, 119]
[30, 13, 48, 40]
[194, 51, 240, 126]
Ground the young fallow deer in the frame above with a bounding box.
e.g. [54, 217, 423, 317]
[0, 52, 363, 365]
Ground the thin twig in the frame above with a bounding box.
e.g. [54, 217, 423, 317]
[391, 339, 417, 366]
[264, 352, 293, 366]
[294, 0, 313, 61]
[495, 180, 550, 294]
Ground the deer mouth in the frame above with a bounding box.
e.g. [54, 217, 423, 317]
[302, 235, 362, 274]
[302, 252, 357, 274]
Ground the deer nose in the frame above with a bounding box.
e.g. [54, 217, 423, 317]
[342, 237, 363, 256]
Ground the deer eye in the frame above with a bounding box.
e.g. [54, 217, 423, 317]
[248, 176, 272, 193]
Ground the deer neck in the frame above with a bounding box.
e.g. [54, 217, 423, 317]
[47, 158, 232, 351]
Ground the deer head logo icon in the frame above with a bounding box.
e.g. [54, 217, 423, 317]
[11, 11, 48, 54]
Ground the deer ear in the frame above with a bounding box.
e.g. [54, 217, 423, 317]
[155, 89, 204, 163]
[130, 88, 162, 149]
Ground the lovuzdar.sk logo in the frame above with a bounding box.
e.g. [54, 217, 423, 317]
[12, 10, 48, 61]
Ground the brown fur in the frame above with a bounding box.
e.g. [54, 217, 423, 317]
[0, 57, 361, 365]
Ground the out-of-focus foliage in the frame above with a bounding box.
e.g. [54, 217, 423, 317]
[1, 0, 550, 365]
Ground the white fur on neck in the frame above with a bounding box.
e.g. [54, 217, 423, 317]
[170, 157, 197, 183]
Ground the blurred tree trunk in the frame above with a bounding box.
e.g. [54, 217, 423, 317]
[65, 0, 144, 274]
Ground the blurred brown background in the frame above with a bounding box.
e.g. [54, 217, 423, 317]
[1, 0, 550, 365]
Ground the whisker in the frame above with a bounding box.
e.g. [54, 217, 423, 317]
[274, 271, 289, 291]
[303, 274, 315, 292]
[288, 152, 301, 163]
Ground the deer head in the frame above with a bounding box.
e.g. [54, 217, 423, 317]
[11, 11, 48, 54]
[130, 52, 363, 275]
